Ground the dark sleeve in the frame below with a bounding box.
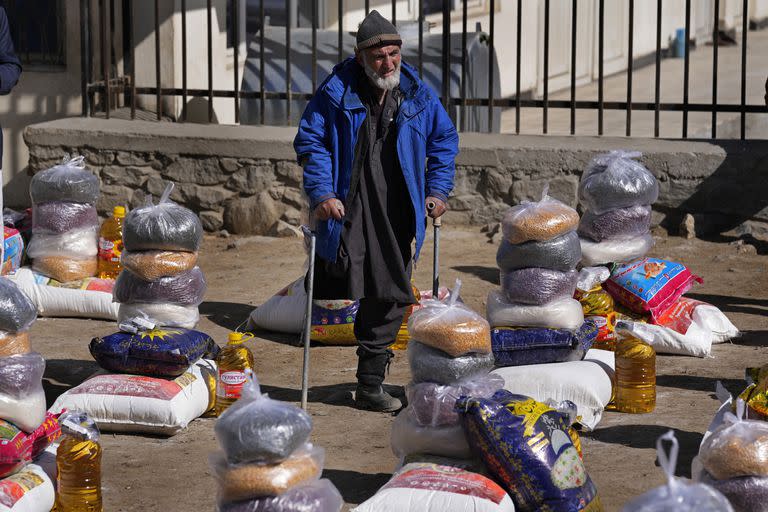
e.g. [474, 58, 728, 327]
[0, 8, 21, 95]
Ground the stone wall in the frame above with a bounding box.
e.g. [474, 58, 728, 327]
[22, 118, 768, 238]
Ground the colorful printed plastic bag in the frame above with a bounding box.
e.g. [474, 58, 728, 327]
[89, 328, 220, 377]
[310, 299, 358, 345]
[604, 258, 702, 319]
[491, 320, 597, 367]
[622, 431, 733, 512]
[1, 229, 23, 277]
[0, 413, 60, 479]
[456, 390, 602, 512]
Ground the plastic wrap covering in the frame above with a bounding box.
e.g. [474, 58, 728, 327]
[580, 234, 654, 266]
[114, 267, 207, 306]
[32, 202, 99, 235]
[0, 331, 31, 357]
[406, 374, 504, 428]
[211, 445, 324, 503]
[486, 291, 584, 330]
[491, 320, 597, 367]
[217, 479, 344, 512]
[31, 257, 98, 285]
[390, 407, 472, 460]
[621, 431, 734, 512]
[407, 281, 490, 357]
[408, 340, 495, 385]
[457, 390, 602, 511]
[576, 267, 611, 293]
[579, 151, 659, 215]
[699, 400, 768, 480]
[121, 250, 199, 281]
[500, 268, 578, 306]
[578, 205, 652, 242]
[496, 231, 581, 272]
[27, 227, 98, 260]
[0, 278, 37, 333]
[117, 303, 200, 330]
[501, 189, 579, 244]
[89, 328, 219, 377]
[123, 184, 203, 252]
[700, 471, 768, 512]
[215, 374, 313, 465]
[0, 353, 46, 432]
[29, 156, 100, 205]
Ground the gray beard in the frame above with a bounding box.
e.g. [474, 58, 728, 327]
[362, 60, 401, 91]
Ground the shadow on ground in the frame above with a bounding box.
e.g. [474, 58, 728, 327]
[200, 301, 257, 331]
[323, 468, 392, 505]
[656, 374, 744, 395]
[452, 265, 500, 285]
[585, 425, 702, 477]
[43, 359, 102, 407]
[260, 383, 406, 411]
[686, 293, 768, 317]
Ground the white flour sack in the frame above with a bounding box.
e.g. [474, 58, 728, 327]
[49, 359, 216, 435]
[0, 464, 55, 512]
[353, 461, 516, 512]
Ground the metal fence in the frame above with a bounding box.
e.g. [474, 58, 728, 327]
[82, 0, 768, 139]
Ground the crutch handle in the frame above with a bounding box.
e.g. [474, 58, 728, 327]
[433, 216, 442, 227]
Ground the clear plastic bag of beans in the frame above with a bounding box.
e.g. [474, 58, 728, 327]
[407, 280, 491, 357]
[501, 186, 579, 244]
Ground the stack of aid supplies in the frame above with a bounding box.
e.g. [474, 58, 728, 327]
[485, 188, 613, 431]
[115, 183, 205, 330]
[0, 278, 61, 512]
[49, 326, 219, 436]
[27, 155, 100, 283]
[211, 373, 343, 512]
[577, 150, 658, 266]
[357, 281, 516, 512]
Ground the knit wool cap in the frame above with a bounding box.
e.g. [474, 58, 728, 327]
[356, 10, 402, 51]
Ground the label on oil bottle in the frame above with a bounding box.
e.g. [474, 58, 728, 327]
[98, 237, 123, 263]
[218, 370, 248, 399]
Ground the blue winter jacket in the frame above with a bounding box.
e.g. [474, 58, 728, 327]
[294, 57, 459, 263]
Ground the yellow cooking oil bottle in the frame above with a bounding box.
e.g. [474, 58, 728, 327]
[614, 327, 656, 414]
[97, 206, 125, 279]
[55, 411, 102, 512]
[392, 282, 421, 351]
[215, 332, 256, 415]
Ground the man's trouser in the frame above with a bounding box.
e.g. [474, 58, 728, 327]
[354, 298, 410, 386]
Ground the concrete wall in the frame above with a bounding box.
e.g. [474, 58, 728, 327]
[22, 118, 768, 239]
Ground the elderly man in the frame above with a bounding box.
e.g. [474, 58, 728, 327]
[294, 10, 459, 412]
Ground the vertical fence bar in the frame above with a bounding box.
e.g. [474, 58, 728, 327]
[129, 0, 136, 119]
[441, 0, 450, 110]
[286, 0, 292, 126]
[712, 0, 719, 138]
[80, 0, 91, 116]
[515, 0, 521, 134]
[181, 0, 187, 121]
[741, 0, 748, 140]
[207, 0, 214, 123]
[654, 0, 661, 137]
[155, 0, 162, 120]
[626, 0, 634, 136]
[460, 0, 467, 131]
[682, 0, 690, 137]
[418, 0, 423, 78]
[312, 0, 317, 92]
[259, 0, 265, 124]
[488, 0, 495, 133]
[570, 0, 577, 135]
[391, 0, 396, 25]
[365, 0, 370, 15]
[101, 0, 111, 118]
[598, 0, 604, 135]
[234, 0, 240, 123]
[338, 0, 343, 63]
[543, 0, 549, 134]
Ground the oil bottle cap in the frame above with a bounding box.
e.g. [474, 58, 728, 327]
[113, 206, 126, 217]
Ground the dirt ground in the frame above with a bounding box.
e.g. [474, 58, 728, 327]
[31, 225, 768, 511]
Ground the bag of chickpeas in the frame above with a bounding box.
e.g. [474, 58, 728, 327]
[407, 280, 491, 358]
